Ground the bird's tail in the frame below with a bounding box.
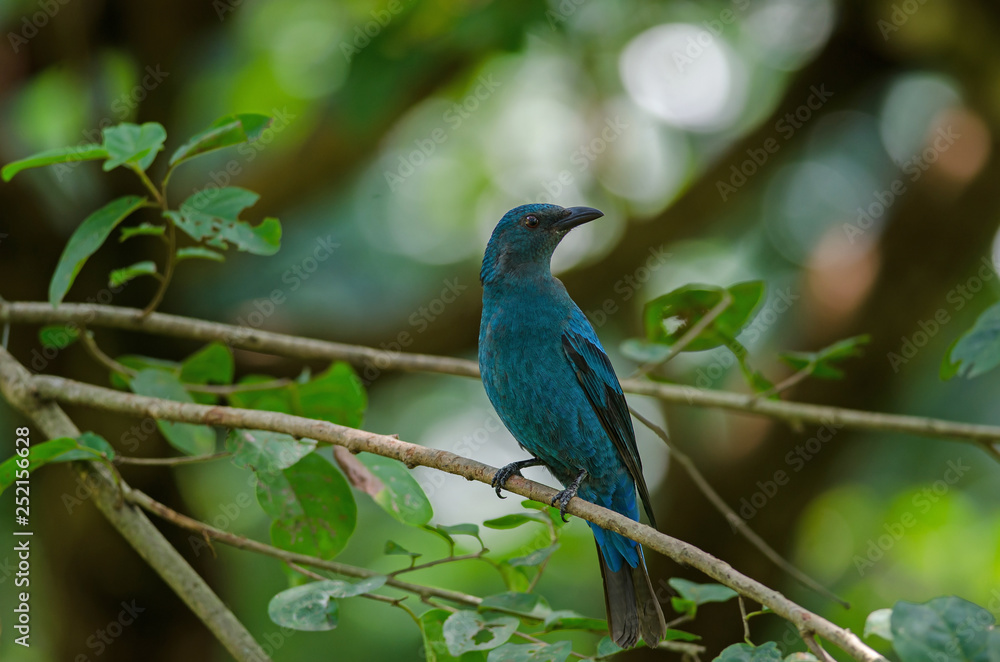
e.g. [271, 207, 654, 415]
[596, 543, 666, 649]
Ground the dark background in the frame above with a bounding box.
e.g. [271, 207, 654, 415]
[1, 0, 999, 660]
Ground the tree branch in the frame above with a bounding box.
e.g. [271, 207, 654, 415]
[21, 370, 885, 662]
[0, 346, 271, 662]
[3, 301, 998, 458]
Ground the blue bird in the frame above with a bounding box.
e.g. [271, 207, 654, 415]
[478, 203, 666, 648]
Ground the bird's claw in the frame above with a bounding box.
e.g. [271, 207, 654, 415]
[550, 489, 574, 522]
[491, 464, 521, 499]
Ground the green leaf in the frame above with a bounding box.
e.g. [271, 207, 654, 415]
[779, 335, 871, 380]
[176, 247, 225, 262]
[109, 260, 157, 287]
[357, 453, 433, 526]
[479, 592, 551, 620]
[891, 596, 1000, 662]
[255, 452, 357, 559]
[39, 324, 79, 349]
[519, 500, 568, 529]
[229, 363, 366, 427]
[643, 281, 766, 352]
[384, 540, 421, 560]
[727, 338, 775, 394]
[497, 562, 531, 592]
[864, 608, 893, 641]
[595, 636, 622, 658]
[619, 338, 673, 364]
[487, 642, 573, 662]
[507, 544, 558, 567]
[266, 577, 385, 632]
[483, 513, 548, 530]
[167, 187, 281, 256]
[180, 342, 234, 386]
[128, 369, 216, 455]
[669, 578, 739, 605]
[443, 611, 520, 656]
[2, 144, 108, 182]
[119, 223, 166, 242]
[109, 354, 179, 389]
[48, 196, 147, 306]
[225, 429, 316, 474]
[424, 523, 483, 553]
[0, 433, 113, 494]
[102, 122, 167, 171]
[542, 610, 607, 633]
[421, 609, 488, 662]
[169, 113, 273, 165]
[942, 303, 1000, 379]
[715, 642, 783, 662]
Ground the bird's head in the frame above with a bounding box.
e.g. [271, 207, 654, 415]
[480, 203, 604, 285]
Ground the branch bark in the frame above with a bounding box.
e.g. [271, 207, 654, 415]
[0, 346, 271, 662]
[3, 301, 998, 458]
[20, 370, 884, 662]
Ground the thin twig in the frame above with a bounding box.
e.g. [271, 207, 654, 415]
[114, 451, 231, 466]
[389, 553, 484, 577]
[126, 488, 484, 608]
[629, 407, 849, 608]
[800, 629, 837, 662]
[739, 596, 753, 644]
[4, 301, 997, 457]
[629, 290, 734, 378]
[24, 373, 884, 662]
[752, 363, 815, 402]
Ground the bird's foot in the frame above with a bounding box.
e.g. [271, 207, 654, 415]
[492, 458, 545, 499]
[551, 468, 588, 522]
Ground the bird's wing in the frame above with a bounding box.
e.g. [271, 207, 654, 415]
[561, 318, 656, 528]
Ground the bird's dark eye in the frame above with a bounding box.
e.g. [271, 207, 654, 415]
[524, 215, 539, 229]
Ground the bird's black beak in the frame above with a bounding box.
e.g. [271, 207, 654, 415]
[554, 206, 604, 232]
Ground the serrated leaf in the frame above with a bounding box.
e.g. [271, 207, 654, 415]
[942, 303, 1000, 380]
[2, 144, 109, 181]
[170, 113, 273, 165]
[255, 452, 357, 559]
[421, 609, 488, 662]
[644, 281, 765, 352]
[864, 608, 893, 641]
[487, 642, 573, 662]
[479, 592, 551, 620]
[483, 513, 548, 530]
[102, 122, 166, 171]
[507, 544, 558, 568]
[225, 429, 316, 475]
[167, 187, 281, 256]
[119, 223, 166, 242]
[715, 642, 783, 662]
[891, 596, 1000, 662]
[109, 260, 157, 287]
[39, 324, 79, 349]
[128, 369, 215, 455]
[49, 196, 147, 306]
[357, 453, 433, 526]
[443, 611, 519, 656]
[175, 246, 225, 262]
